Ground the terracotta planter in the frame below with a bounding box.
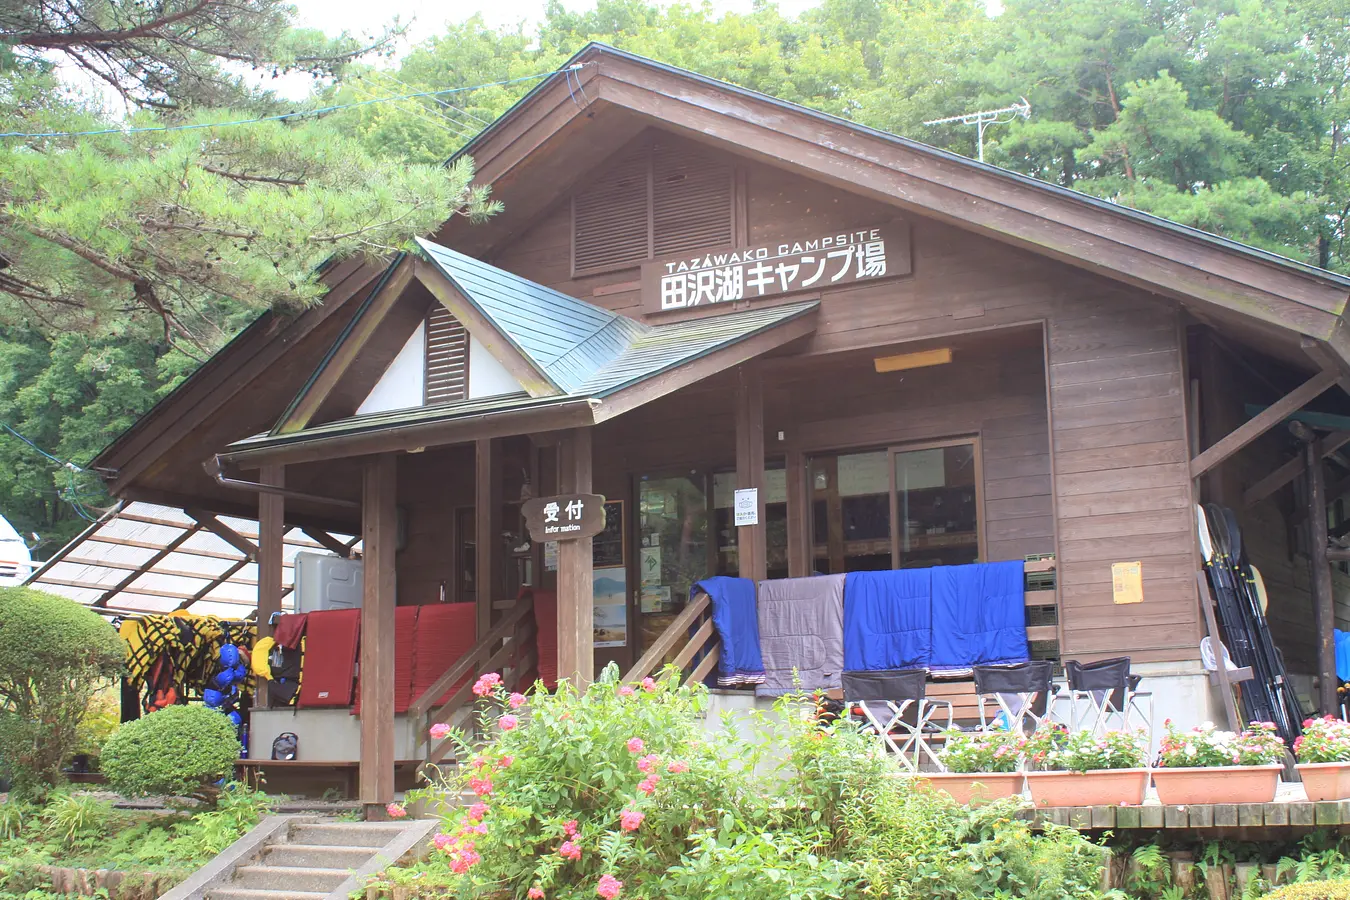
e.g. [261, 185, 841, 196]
[1297, 761, 1350, 801]
[1152, 764, 1282, 805]
[919, 771, 1025, 805]
[1025, 768, 1150, 807]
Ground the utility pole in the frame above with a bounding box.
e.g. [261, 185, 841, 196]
[924, 98, 1031, 163]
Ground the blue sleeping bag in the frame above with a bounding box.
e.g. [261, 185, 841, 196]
[843, 569, 932, 671]
[930, 560, 1029, 670]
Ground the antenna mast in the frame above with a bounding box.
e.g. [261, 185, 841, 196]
[924, 98, 1031, 163]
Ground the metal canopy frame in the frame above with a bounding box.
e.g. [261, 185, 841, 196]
[25, 501, 358, 618]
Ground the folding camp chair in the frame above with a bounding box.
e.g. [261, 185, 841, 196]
[973, 660, 1057, 734]
[1063, 657, 1153, 742]
[842, 669, 953, 771]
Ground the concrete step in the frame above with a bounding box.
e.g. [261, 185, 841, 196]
[261, 843, 375, 870]
[288, 822, 405, 849]
[231, 865, 350, 892]
[207, 889, 329, 900]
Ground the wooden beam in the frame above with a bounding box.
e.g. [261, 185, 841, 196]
[275, 257, 416, 435]
[301, 527, 353, 558]
[735, 366, 767, 583]
[556, 427, 595, 687]
[93, 524, 202, 608]
[414, 259, 560, 397]
[185, 509, 258, 560]
[1306, 438, 1339, 714]
[1244, 430, 1350, 506]
[1303, 338, 1350, 397]
[1190, 369, 1338, 479]
[475, 437, 501, 639]
[254, 465, 285, 706]
[359, 454, 398, 816]
[786, 447, 809, 578]
[177, 556, 253, 611]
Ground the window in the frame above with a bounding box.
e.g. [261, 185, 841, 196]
[571, 138, 735, 276]
[711, 466, 789, 580]
[424, 303, 467, 405]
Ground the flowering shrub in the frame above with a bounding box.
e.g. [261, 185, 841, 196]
[1156, 720, 1286, 768]
[1017, 723, 1145, 772]
[937, 729, 1022, 774]
[363, 664, 1107, 900]
[1295, 716, 1350, 764]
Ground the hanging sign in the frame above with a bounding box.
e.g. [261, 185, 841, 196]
[641, 221, 911, 314]
[733, 488, 760, 527]
[522, 493, 607, 543]
[1112, 561, 1143, 605]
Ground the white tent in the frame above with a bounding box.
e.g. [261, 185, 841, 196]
[0, 513, 32, 586]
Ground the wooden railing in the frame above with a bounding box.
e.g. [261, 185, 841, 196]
[623, 591, 720, 685]
[623, 555, 1059, 689]
[411, 596, 538, 764]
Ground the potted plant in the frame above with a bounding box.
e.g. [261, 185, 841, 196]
[1294, 716, 1350, 801]
[1152, 720, 1285, 805]
[1021, 723, 1150, 807]
[924, 729, 1025, 804]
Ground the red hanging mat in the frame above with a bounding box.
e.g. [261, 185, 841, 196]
[296, 609, 361, 708]
[411, 602, 479, 714]
[354, 605, 420, 715]
[526, 589, 558, 691]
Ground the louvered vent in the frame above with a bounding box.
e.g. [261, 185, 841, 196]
[424, 304, 467, 405]
[653, 143, 733, 256]
[571, 137, 736, 276]
[572, 150, 650, 276]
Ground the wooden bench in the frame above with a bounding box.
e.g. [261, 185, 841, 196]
[235, 759, 421, 797]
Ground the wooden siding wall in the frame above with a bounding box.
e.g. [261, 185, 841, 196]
[489, 130, 1202, 663]
[396, 444, 475, 607]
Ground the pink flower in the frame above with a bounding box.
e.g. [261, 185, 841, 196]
[509, 692, 527, 709]
[620, 808, 644, 831]
[528, 889, 545, 900]
[429, 722, 451, 740]
[637, 775, 660, 795]
[459, 822, 488, 836]
[385, 803, 407, 819]
[641, 677, 656, 693]
[499, 714, 519, 731]
[466, 802, 488, 821]
[469, 776, 493, 796]
[471, 755, 488, 769]
[563, 819, 578, 837]
[473, 672, 502, 697]
[433, 832, 455, 851]
[559, 840, 581, 861]
[597, 874, 624, 899]
[496, 755, 514, 769]
[626, 737, 645, 754]
[617, 685, 635, 697]
[666, 760, 689, 774]
[637, 754, 661, 773]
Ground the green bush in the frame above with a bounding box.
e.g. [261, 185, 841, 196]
[101, 705, 240, 798]
[1266, 880, 1350, 899]
[0, 587, 124, 798]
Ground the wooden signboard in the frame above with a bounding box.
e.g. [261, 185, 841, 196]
[522, 493, 607, 543]
[640, 220, 911, 314]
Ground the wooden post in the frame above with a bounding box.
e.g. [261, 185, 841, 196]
[255, 465, 285, 708]
[557, 427, 595, 687]
[475, 438, 501, 638]
[735, 366, 767, 583]
[786, 447, 809, 578]
[1306, 438, 1338, 714]
[359, 454, 398, 816]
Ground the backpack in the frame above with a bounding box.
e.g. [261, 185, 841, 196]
[271, 732, 298, 760]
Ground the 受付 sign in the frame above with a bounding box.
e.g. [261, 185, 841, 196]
[522, 493, 607, 543]
[641, 221, 910, 314]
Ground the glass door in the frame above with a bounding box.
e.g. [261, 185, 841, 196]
[811, 450, 892, 574]
[635, 475, 709, 665]
[890, 441, 982, 568]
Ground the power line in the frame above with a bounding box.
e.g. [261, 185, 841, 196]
[0, 423, 102, 521]
[0, 65, 583, 140]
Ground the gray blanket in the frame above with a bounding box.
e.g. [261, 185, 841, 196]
[755, 574, 846, 698]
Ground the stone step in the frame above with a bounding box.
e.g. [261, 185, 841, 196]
[261, 843, 374, 870]
[231, 865, 350, 892]
[207, 889, 329, 900]
[288, 822, 405, 849]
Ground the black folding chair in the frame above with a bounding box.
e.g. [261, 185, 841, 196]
[1064, 657, 1153, 742]
[973, 660, 1056, 734]
[842, 669, 953, 771]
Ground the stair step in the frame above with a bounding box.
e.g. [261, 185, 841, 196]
[262, 843, 377, 870]
[231, 865, 350, 892]
[208, 890, 329, 900]
[289, 821, 407, 849]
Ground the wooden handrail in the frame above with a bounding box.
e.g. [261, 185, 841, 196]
[408, 597, 535, 718]
[624, 592, 711, 682]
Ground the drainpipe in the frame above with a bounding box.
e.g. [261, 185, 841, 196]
[204, 456, 361, 509]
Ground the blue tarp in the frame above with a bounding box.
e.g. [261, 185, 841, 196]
[693, 576, 765, 687]
[1336, 628, 1350, 683]
[842, 569, 933, 671]
[930, 560, 1030, 670]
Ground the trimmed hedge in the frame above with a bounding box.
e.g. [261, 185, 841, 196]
[1267, 881, 1350, 899]
[101, 705, 240, 797]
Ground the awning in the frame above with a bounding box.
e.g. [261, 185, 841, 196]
[25, 501, 358, 618]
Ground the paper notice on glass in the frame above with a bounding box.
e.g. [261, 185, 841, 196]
[641, 585, 671, 613]
[1112, 561, 1143, 604]
[640, 546, 662, 587]
[733, 488, 759, 526]
[544, 541, 558, 572]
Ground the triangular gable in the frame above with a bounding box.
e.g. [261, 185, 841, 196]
[356, 321, 426, 416]
[436, 42, 1350, 369]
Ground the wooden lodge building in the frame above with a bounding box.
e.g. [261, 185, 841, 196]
[39, 44, 1350, 810]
